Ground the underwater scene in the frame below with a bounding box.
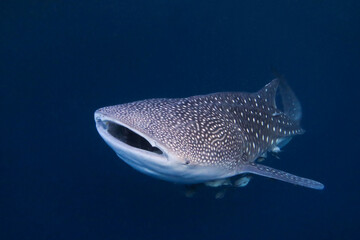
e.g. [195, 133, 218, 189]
[1, 1, 359, 239]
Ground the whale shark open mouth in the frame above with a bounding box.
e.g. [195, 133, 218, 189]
[97, 119, 163, 155]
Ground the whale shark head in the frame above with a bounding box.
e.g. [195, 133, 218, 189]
[94, 101, 234, 183]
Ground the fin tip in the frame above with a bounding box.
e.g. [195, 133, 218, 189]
[314, 183, 325, 190]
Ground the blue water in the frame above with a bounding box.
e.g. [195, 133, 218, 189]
[1, 1, 359, 239]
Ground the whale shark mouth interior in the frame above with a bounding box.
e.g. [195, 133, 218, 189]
[106, 121, 163, 154]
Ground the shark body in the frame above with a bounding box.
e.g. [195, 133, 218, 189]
[95, 78, 324, 190]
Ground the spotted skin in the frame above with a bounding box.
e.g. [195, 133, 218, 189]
[96, 79, 324, 190]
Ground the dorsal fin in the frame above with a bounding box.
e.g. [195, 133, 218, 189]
[256, 78, 280, 109]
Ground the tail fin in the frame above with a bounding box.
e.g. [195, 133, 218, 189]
[270, 68, 302, 121]
[278, 78, 302, 121]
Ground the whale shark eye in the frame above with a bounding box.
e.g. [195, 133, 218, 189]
[106, 121, 163, 154]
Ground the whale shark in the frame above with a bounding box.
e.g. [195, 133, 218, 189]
[95, 78, 324, 190]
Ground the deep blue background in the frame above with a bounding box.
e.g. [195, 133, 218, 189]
[1, 1, 359, 239]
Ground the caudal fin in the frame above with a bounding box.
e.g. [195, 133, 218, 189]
[269, 68, 302, 121]
[278, 78, 302, 121]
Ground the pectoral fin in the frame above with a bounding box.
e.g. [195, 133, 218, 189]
[242, 162, 324, 190]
